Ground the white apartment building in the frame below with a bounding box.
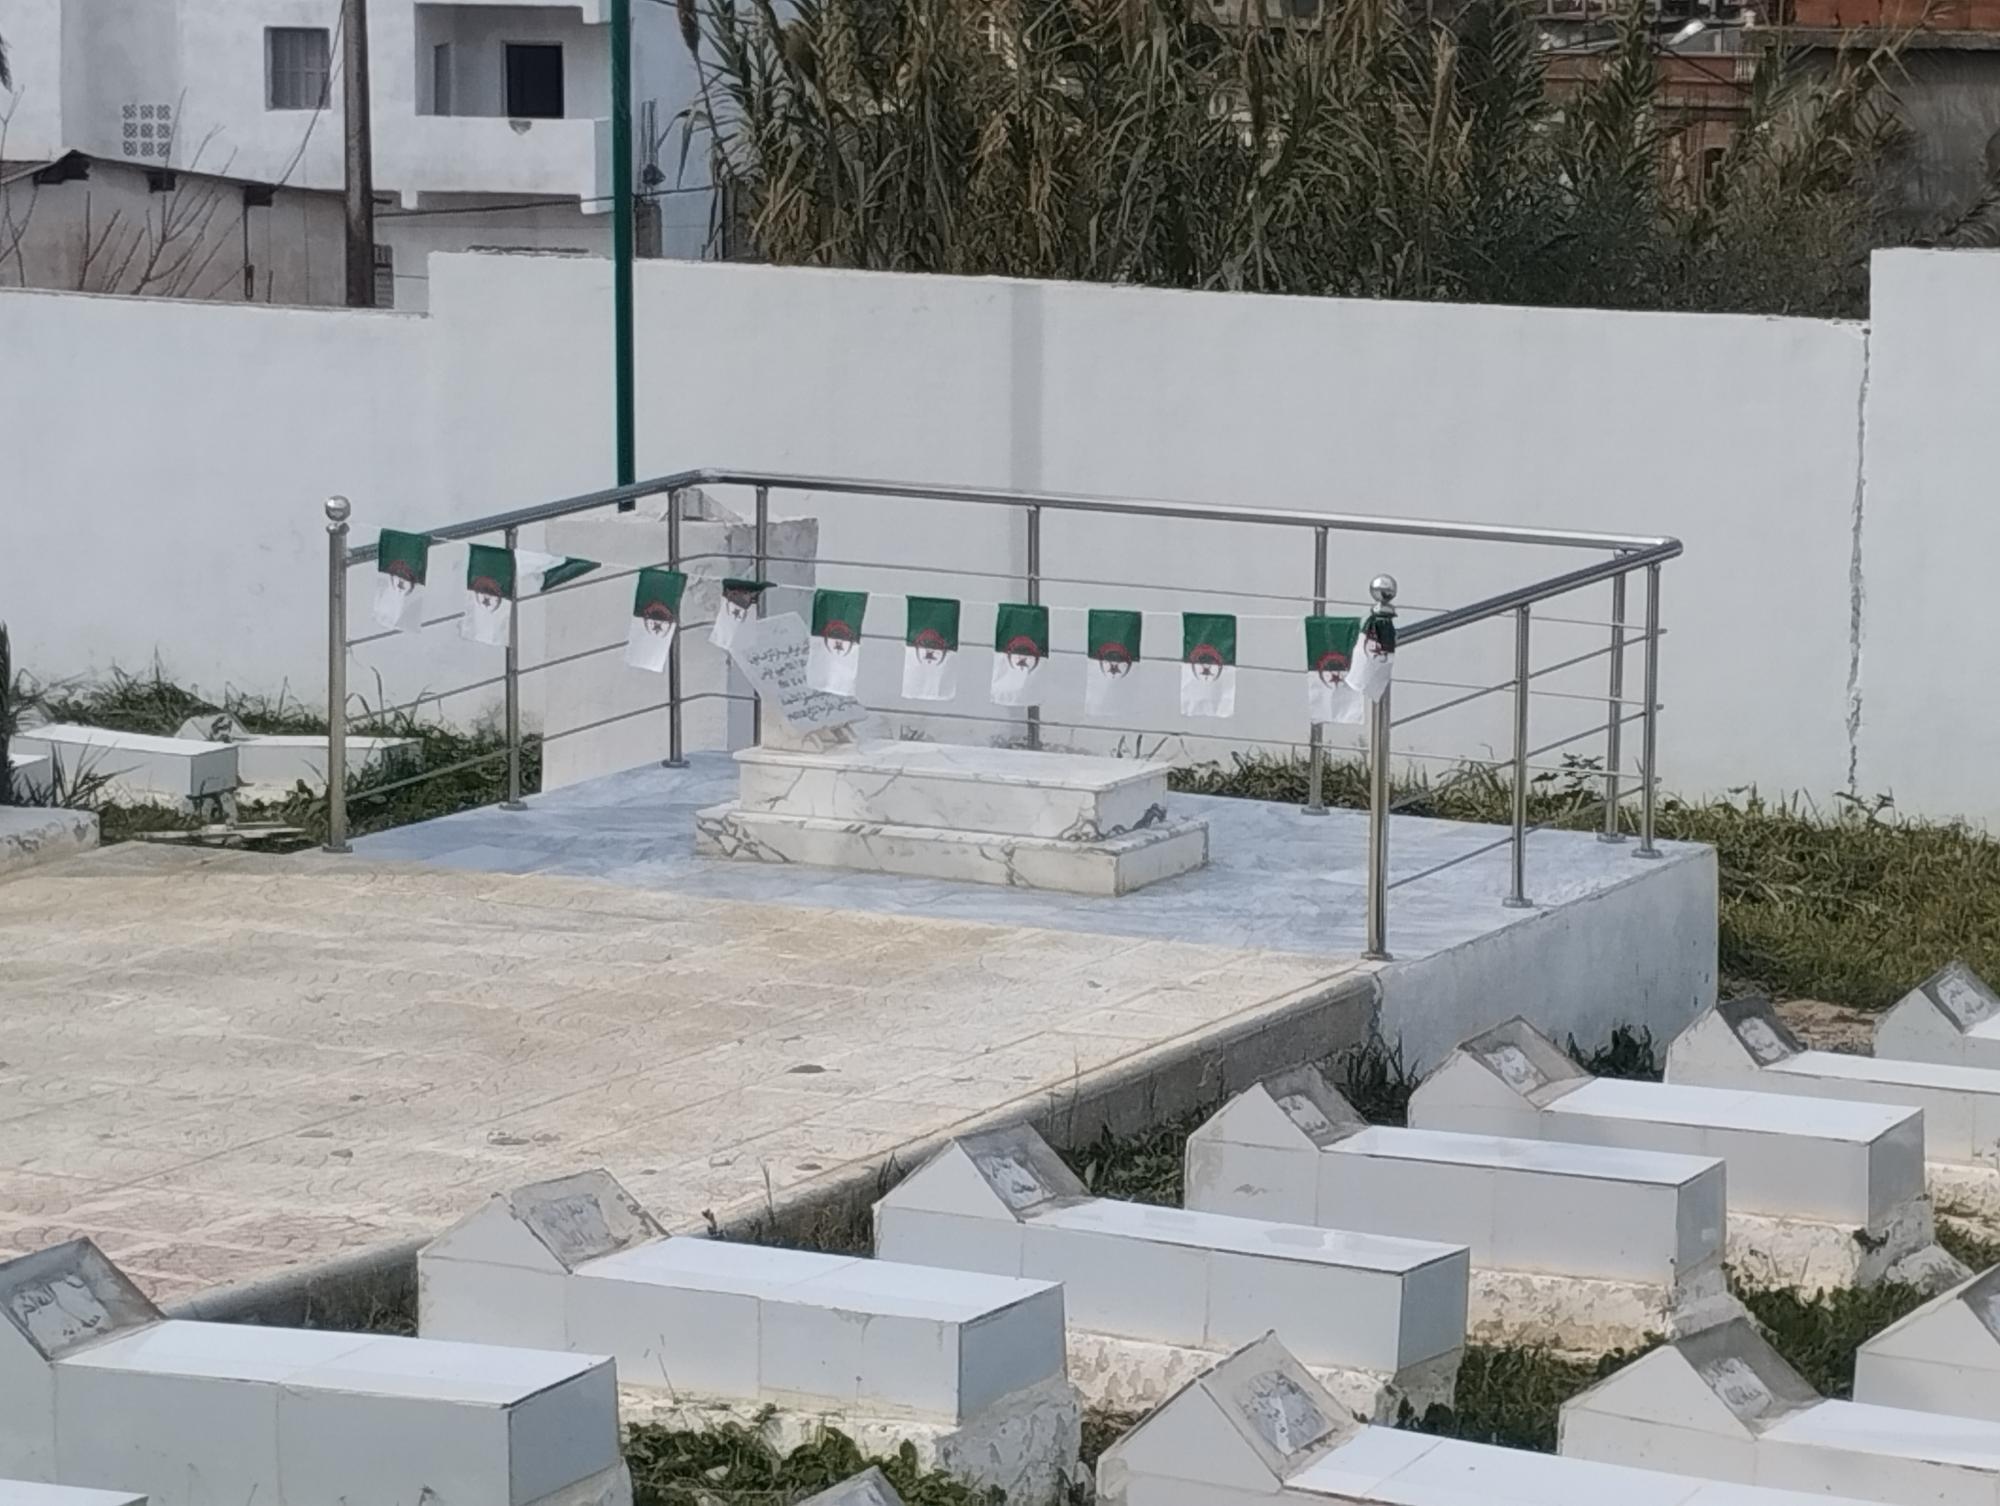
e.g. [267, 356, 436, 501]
[1, 0, 711, 308]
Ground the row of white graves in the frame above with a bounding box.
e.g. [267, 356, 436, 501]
[1408, 1016, 1966, 1292]
[868, 1123, 1470, 1418]
[417, 1169, 1081, 1503]
[6, 721, 419, 808]
[1560, 1316, 2000, 1504]
[1096, 1332, 1889, 1506]
[1669, 993, 2000, 1220]
[1183, 1064, 1742, 1350]
[0, 1239, 630, 1506]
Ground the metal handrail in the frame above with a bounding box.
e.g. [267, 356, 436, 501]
[322, 468, 1679, 961]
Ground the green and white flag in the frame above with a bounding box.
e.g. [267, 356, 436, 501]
[809, 588, 869, 695]
[372, 528, 430, 633]
[1085, 609, 1143, 718]
[990, 602, 1050, 707]
[1348, 610, 1397, 706]
[903, 596, 960, 701]
[625, 567, 688, 673]
[1181, 612, 1238, 719]
[460, 545, 600, 645]
[711, 578, 770, 652]
[1305, 615, 1363, 726]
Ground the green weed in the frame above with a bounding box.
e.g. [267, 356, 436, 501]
[624, 1422, 1000, 1505]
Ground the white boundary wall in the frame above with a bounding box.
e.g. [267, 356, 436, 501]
[1, 248, 1993, 816]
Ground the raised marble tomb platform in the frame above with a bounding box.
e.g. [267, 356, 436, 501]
[697, 739, 1209, 895]
[872, 1123, 1469, 1419]
[1855, 1263, 2000, 1421]
[1561, 1317, 2000, 1503]
[1098, 1333, 1885, 1506]
[1671, 995, 2000, 1218]
[1184, 1065, 1740, 1350]
[419, 1170, 1081, 1504]
[1409, 1018, 1963, 1292]
[0, 1239, 629, 1506]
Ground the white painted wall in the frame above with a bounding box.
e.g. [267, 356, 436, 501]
[3, 247, 1997, 818]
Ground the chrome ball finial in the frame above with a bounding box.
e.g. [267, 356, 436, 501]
[1369, 573, 1399, 610]
[324, 495, 352, 524]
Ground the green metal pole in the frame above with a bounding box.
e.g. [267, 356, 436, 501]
[612, 0, 637, 506]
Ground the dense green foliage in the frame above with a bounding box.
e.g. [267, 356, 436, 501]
[626, 1424, 1002, 1504]
[677, 0, 1924, 316]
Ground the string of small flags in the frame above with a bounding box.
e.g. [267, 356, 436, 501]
[368, 533, 1394, 724]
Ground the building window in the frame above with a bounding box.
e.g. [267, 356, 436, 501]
[373, 244, 396, 310]
[504, 43, 565, 119]
[267, 27, 331, 111]
[432, 43, 454, 115]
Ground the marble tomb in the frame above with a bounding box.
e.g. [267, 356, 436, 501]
[9, 726, 235, 808]
[0, 1487, 144, 1506]
[1408, 1017, 1960, 1290]
[871, 1123, 1469, 1418]
[1854, 1263, 2000, 1421]
[1878, 963, 2000, 1072]
[798, 1468, 906, 1506]
[1183, 1065, 1738, 1349]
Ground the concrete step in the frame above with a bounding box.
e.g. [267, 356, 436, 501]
[734, 739, 1173, 841]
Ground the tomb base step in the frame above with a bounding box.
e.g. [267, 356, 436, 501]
[619, 1375, 1082, 1506]
[1728, 1199, 1968, 1294]
[734, 740, 1173, 840]
[1064, 1330, 1458, 1423]
[1469, 1264, 1747, 1353]
[695, 804, 1208, 895]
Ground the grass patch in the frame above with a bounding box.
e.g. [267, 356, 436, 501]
[1736, 1279, 1930, 1399]
[1940, 1214, 2000, 1272]
[625, 1423, 1001, 1505]
[1410, 1344, 1640, 1452]
[1173, 751, 2000, 1012]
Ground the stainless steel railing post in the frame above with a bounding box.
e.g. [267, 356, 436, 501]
[323, 496, 352, 854]
[665, 488, 687, 768]
[1305, 525, 1330, 817]
[1025, 503, 1042, 752]
[1601, 571, 1627, 842]
[752, 483, 768, 747]
[502, 524, 525, 810]
[1504, 604, 1533, 909]
[1637, 562, 1663, 858]
[1362, 573, 1398, 961]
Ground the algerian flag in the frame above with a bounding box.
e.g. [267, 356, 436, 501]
[711, 578, 769, 652]
[373, 529, 430, 632]
[625, 567, 687, 673]
[460, 545, 600, 645]
[1306, 615, 1363, 726]
[808, 588, 869, 695]
[903, 596, 960, 701]
[1181, 613, 1237, 719]
[1348, 610, 1397, 706]
[990, 602, 1050, 708]
[1085, 609, 1143, 718]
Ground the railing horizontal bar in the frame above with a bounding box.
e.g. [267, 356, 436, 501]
[345, 467, 1680, 567]
[345, 748, 509, 804]
[343, 674, 509, 726]
[1386, 831, 1517, 890]
[1391, 636, 1645, 729]
[1401, 545, 1681, 646]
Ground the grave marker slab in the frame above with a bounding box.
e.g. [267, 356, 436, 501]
[1855, 1263, 2000, 1421]
[1097, 1332, 1887, 1506]
[1409, 1017, 1954, 1291]
[9, 726, 235, 808]
[1878, 963, 2000, 1071]
[0, 1486, 146, 1505]
[873, 1123, 1469, 1418]
[1672, 996, 2000, 1219]
[1561, 1316, 2000, 1503]
[1184, 1066, 1737, 1348]
[419, 1169, 1079, 1505]
[0, 1240, 629, 1506]
[797, 1468, 905, 1506]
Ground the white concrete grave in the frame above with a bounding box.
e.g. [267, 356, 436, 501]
[418, 1170, 1079, 1505]
[1855, 1263, 2000, 1421]
[8, 726, 236, 808]
[699, 734, 1209, 896]
[0, 1238, 630, 1506]
[1409, 1017, 1959, 1291]
[6, 753, 52, 802]
[1671, 995, 2000, 1218]
[1879, 963, 2000, 1072]
[1097, 1331, 1886, 1506]
[1184, 1065, 1738, 1350]
[172, 714, 422, 798]
[872, 1123, 1470, 1419]
[797, 1467, 905, 1506]
[0, 1484, 145, 1505]
[1561, 1316, 2000, 1504]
